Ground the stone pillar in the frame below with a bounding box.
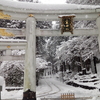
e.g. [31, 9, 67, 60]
[96, 16, 100, 51]
[23, 15, 36, 100]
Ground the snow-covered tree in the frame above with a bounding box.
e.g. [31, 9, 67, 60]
[0, 49, 49, 86]
[66, 0, 100, 5]
[36, 37, 47, 56]
[56, 36, 99, 74]
[0, 61, 24, 86]
[0, 19, 25, 29]
[36, 57, 48, 69]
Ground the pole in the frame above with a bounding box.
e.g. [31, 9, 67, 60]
[0, 86, 2, 100]
[23, 15, 36, 100]
[96, 16, 100, 52]
[0, 91, 1, 100]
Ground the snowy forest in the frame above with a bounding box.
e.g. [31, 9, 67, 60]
[0, 0, 100, 94]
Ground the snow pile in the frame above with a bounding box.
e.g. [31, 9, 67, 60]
[65, 73, 100, 90]
[1, 89, 23, 99]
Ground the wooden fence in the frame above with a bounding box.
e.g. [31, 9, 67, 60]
[61, 93, 75, 100]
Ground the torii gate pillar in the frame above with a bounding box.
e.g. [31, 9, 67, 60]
[96, 16, 100, 51]
[23, 15, 36, 100]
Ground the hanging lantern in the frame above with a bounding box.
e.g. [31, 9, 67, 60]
[59, 15, 75, 34]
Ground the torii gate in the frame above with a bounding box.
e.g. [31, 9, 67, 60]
[0, 1, 100, 100]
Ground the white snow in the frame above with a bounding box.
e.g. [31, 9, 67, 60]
[58, 14, 75, 18]
[1, 77, 100, 100]
[12, 50, 25, 56]
[0, 39, 27, 42]
[70, 74, 100, 88]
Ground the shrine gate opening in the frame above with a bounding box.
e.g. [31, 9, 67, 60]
[0, 1, 100, 100]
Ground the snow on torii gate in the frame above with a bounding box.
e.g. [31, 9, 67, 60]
[0, 1, 100, 100]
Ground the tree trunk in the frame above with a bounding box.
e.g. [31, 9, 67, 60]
[91, 57, 95, 74]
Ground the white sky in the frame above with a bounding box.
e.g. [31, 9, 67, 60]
[40, 0, 66, 4]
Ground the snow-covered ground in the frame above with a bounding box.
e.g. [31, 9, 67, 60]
[1, 76, 100, 100]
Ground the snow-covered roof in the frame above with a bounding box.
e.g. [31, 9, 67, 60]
[0, 0, 100, 11]
[58, 14, 75, 18]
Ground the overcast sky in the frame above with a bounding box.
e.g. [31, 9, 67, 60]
[40, 0, 66, 4]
